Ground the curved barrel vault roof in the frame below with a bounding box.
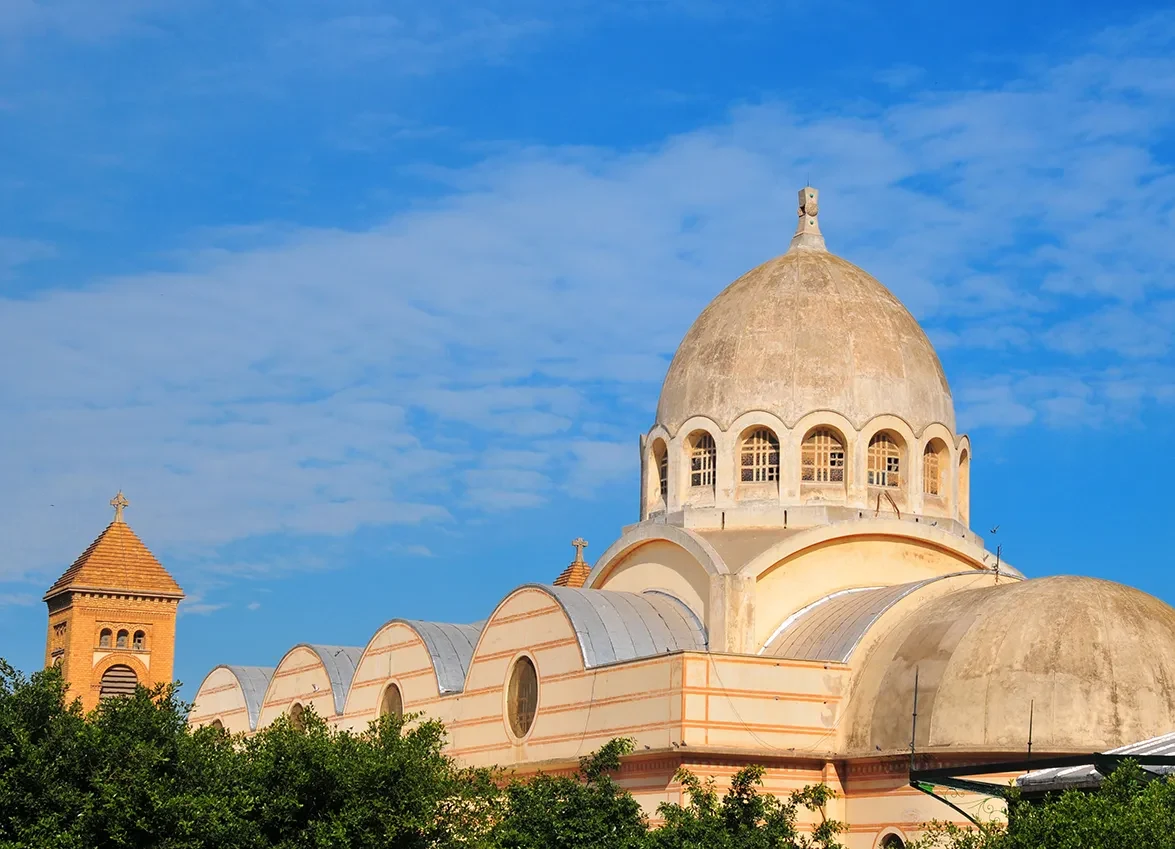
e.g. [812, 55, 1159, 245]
[391, 620, 482, 694]
[223, 665, 275, 730]
[532, 584, 707, 668]
[265, 644, 364, 716]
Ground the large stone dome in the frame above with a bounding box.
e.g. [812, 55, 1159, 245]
[847, 576, 1175, 755]
[655, 189, 955, 436]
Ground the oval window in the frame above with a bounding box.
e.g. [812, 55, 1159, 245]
[380, 683, 403, 719]
[507, 656, 538, 738]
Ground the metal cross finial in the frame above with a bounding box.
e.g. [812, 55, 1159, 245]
[110, 491, 129, 523]
[571, 537, 588, 564]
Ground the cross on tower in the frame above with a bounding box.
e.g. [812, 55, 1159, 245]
[110, 491, 129, 523]
[571, 537, 588, 564]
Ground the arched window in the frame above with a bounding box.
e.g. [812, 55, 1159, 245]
[210, 719, 225, 731]
[132, 631, 146, 651]
[880, 836, 905, 849]
[959, 449, 971, 523]
[99, 664, 137, 699]
[507, 656, 538, 738]
[689, 432, 716, 489]
[923, 441, 946, 496]
[649, 439, 668, 508]
[289, 702, 305, 731]
[740, 428, 780, 483]
[99, 628, 112, 649]
[115, 630, 129, 649]
[658, 450, 668, 501]
[867, 433, 902, 488]
[801, 428, 845, 483]
[380, 683, 403, 719]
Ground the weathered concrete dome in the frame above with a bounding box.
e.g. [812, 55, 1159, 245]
[847, 576, 1175, 755]
[655, 189, 955, 435]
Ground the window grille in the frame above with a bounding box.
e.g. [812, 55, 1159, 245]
[740, 429, 780, 483]
[923, 444, 941, 496]
[801, 428, 845, 483]
[99, 664, 137, 699]
[690, 433, 716, 488]
[867, 433, 901, 487]
[658, 448, 668, 502]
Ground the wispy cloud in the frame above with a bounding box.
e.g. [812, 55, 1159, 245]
[4, 12, 1175, 599]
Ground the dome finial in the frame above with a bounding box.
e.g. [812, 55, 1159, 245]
[789, 186, 826, 252]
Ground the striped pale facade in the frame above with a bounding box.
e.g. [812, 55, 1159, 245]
[192, 191, 1175, 847]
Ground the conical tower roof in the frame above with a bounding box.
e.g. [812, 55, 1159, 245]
[43, 493, 183, 601]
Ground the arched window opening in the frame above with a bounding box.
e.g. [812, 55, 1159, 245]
[689, 432, 717, 489]
[740, 428, 780, 483]
[132, 630, 146, 651]
[115, 630, 129, 649]
[210, 719, 225, 731]
[923, 441, 946, 496]
[380, 683, 404, 719]
[289, 702, 305, 731]
[880, 836, 905, 849]
[801, 428, 845, 483]
[867, 433, 902, 488]
[99, 664, 137, 699]
[507, 656, 538, 739]
[959, 449, 971, 523]
[98, 628, 112, 649]
[658, 450, 668, 502]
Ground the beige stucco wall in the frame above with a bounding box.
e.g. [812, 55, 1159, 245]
[257, 646, 337, 728]
[189, 666, 254, 733]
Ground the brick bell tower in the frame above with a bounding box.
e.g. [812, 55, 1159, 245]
[43, 492, 184, 711]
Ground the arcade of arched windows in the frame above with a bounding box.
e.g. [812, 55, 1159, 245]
[642, 420, 964, 522]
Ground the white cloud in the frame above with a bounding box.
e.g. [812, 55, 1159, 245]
[5, 12, 1175, 595]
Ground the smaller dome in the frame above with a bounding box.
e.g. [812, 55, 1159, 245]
[848, 576, 1175, 755]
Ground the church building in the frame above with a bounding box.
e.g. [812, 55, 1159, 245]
[172, 187, 1175, 846]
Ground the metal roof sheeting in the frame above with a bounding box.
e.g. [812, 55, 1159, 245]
[761, 572, 981, 663]
[534, 584, 707, 668]
[395, 621, 482, 694]
[223, 665, 275, 730]
[1018, 731, 1175, 793]
[303, 645, 364, 714]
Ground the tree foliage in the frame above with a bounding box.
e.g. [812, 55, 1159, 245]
[0, 659, 844, 849]
[911, 761, 1175, 849]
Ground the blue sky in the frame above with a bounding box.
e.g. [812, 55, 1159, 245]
[2, 1, 1174, 696]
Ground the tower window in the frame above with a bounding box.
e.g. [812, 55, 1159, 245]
[507, 656, 539, 738]
[99, 664, 137, 699]
[689, 432, 717, 488]
[116, 630, 129, 649]
[99, 628, 112, 649]
[132, 631, 146, 651]
[801, 428, 845, 483]
[649, 439, 669, 509]
[868, 433, 902, 488]
[740, 428, 780, 483]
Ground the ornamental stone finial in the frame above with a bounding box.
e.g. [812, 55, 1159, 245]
[110, 491, 129, 523]
[789, 186, 826, 252]
[571, 537, 588, 564]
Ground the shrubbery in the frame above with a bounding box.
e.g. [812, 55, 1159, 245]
[0, 661, 844, 849]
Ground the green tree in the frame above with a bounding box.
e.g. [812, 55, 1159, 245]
[648, 763, 845, 849]
[489, 737, 646, 849]
[912, 761, 1175, 849]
